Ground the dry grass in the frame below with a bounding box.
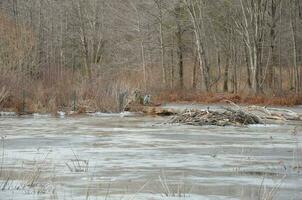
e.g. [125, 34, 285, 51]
[258, 175, 286, 200]
[242, 95, 302, 106]
[0, 69, 143, 114]
[154, 90, 302, 107]
[1, 60, 302, 114]
[157, 171, 191, 198]
[2, 83, 302, 114]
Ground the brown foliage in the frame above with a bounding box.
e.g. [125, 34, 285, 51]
[154, 90, 302, 106]
[0, 12, 34, 70]
[0, 68, 143, 114]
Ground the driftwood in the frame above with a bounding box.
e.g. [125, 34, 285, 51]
[223, 101, 302, 122]
[245, 105, 301, 121]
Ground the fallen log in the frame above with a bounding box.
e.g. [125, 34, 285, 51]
[143, 106, 176, 116]
[125, 105, 176, 116]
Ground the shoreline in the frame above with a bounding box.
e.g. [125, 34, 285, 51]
[2, 91, 302, 115]
[2, 101, 302, 118]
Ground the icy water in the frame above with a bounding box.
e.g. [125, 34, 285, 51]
[0, 108, 301, 200]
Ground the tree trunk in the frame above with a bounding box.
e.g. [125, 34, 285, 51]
[175, 3, 184, 89]
[159, 22, 166, 88]
[184, 0, 210, 91]
[291, 1, 299, 93]
[155, 0, 167, 88]
[192, 51, 198, 89]
[268, 0, 277, 89]
[223, 58, 229, 92]
[171, 48, 174, 89]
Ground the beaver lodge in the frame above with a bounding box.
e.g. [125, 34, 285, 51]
[168, 108, 262, 126]
[127, 102, 302, 127]
[168, 102, 302, 126]
[123, 90, 302, 126]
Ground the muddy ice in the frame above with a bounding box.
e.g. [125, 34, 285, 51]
[0, 107, 301, 199]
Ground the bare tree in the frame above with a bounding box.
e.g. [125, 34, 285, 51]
[1, 0, 302, 111]
[235, 0, 269, 94]
[183, 0, 211, 91]
[154, 0, 167, 88]
[290, 0, 300, 93]
[267, 0, 282, 89]
[73, 0, 106, 79]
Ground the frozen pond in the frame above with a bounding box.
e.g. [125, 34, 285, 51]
[0, 108, 301, 199]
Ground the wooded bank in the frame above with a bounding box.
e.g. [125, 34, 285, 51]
[0, 0, 302, 112]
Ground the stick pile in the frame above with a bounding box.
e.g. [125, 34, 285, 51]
[169, 103, 302, 126]
[169, 108, 262, 126]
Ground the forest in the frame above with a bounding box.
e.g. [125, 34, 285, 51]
[0, 0, 302, 113]
[1, 1, 302, 199]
